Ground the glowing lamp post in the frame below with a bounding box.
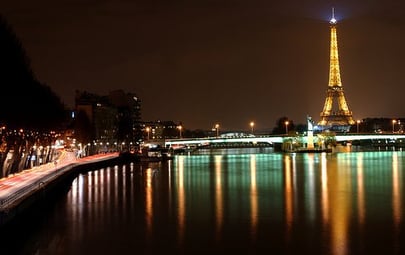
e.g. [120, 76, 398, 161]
[250, 121, 254, 134]
[178, 125, 183, 138]
[357, 120, 360, 133]
[215, 124, 220, 138]
[392, 119, 397, 133]
[146, 127, 150, 140]
[284, 121, 289, 135]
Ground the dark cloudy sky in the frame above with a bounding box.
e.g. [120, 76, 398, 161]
[2, 0, 405, 131]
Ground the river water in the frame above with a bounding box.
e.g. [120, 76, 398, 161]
[3, 147, 405, 255]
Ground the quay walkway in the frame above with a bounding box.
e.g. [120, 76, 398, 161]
[0, 151, 120, 226]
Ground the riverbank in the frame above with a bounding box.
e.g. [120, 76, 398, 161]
[0, 151, 122, 227]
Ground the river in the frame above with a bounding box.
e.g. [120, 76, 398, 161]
[2, 147, 405, 254]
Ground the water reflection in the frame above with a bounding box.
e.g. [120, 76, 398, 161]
[283, 154, 293, 236]
[250, 154, 257, 239]
[306, 154, 316, 223]
[13, 150, 405, 255]
[215, 155, 223, 242]
[392, 152, 402, 228]
[356, 153, 365, 225]
[176, 155, 186, 246]
[330, 153, 351, 255]
[321, 153, 329, 225]
[145, 167, 153, 238]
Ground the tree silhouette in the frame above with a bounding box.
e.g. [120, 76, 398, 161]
[272, 116, 295, 135]
[0, 14, 67, 130]
[0, 14, 68, 176]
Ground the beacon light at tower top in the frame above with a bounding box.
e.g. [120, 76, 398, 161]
[330, 7, 337, 24]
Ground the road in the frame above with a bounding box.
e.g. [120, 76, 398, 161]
[0, 151, 119, 210]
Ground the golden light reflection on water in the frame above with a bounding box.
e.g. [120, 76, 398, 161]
[121, 165, 126, 220]
[167, 160, 172, 204]
[392, 152, 402, 229]
[321, 153, 329, 224]
[250, 154, 258, 239]
[177, 156, 185, 245]
[283, 152, 353, 255]
[145, 167, 153, 238]
[356, 153, 365, 225]
[283, 155, 293, 237]
[330, 154, 351, 255]
[129, 163, 135, 215]
[215, 155, 223, 241]
[70, 175, 83, 240]
[62, 150, 405, 254]
[306, 154, 315, 222]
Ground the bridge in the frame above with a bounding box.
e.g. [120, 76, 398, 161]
[164, 133, 405, 150]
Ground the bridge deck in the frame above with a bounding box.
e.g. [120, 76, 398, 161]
[165, 133, 405, 148]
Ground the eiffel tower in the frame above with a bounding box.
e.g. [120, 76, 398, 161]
[318, 8, 355, 131]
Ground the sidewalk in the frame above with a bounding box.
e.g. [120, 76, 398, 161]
[0, 151, 119, 211]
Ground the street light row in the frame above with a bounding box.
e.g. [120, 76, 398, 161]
[144, 119, 401, 140]
[214, 122, 257, 137]
[144, 125, 183, 140]
[392, 119, 401, 133]
[356, 119, 400, 133]
[143, 122, 258, 140]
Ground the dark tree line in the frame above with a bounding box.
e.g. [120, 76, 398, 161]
[0, 14, 69, 177]
[0, 15, 67, 129]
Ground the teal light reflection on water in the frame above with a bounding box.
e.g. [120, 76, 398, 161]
[170, 153, 286, 232]
[8, 149, 405, 255]
[168, 150, 405, 254]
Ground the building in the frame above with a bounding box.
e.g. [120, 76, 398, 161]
[142, 120, 182, 141]
[74, 90, 142, 153]
[358, 118, 404, 133]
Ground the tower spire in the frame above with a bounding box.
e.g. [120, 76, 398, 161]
[318, 8, 355, 131]
[328, 9, 341, 87]
[330, 7, 336, 24]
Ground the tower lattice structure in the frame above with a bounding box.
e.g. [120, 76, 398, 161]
[318, 10, 354, 128]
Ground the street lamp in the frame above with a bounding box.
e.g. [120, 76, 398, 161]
[215, 123, 220, 138]
[392, 119, 397, 133]
[357, 120, 361, 133]
[250, 121, 254, 134]
[178, 125, 183, 138]
[284, 121, 289, 135]
[145, 127, 150, 140]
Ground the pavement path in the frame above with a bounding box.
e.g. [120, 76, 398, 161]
[0, 151, 119, 210]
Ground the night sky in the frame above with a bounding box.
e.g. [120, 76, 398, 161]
[2, 1, 405, 131]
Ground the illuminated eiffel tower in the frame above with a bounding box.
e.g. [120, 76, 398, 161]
[318, 8, 355, 131]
